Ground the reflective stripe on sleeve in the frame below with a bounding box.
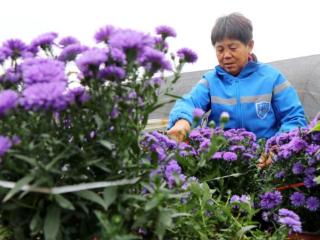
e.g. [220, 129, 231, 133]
[240, 94, 272, 103]
[211, 96, 236, 105]
[198, 78, 209, 87]
[273, 81, 291, 95]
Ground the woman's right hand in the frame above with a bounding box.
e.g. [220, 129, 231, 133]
[167, 119, 191, 142]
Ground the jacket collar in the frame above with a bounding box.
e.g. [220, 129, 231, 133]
[215, 61, 259, 80]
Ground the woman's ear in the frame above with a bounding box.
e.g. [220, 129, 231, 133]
[248, 40, 254, 52]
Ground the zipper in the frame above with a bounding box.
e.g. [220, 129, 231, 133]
[235, 79, 243, 128]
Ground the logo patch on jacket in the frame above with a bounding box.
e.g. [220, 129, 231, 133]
[256, 101, 270, 119]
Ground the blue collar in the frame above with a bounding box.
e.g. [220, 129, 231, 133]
[215, 61, 259, 80]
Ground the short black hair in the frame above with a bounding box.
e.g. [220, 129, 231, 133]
[211, 13, 253, 46]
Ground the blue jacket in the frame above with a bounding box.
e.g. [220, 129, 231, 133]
[168, 61, 307, 139]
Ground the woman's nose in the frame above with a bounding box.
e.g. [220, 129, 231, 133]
[223, 50, 232, 59]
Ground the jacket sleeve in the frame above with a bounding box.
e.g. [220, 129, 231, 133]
[168, 78, 211, 128]
[272, 73, 307, 133]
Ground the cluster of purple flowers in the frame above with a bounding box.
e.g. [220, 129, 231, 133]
[259, 190, 283, 210]
[277, 208, 302, 233]
[0, 136, 12, 158]
[230, 194, 251, 204]
[189, 127, 258, 162]
[261, 208, 302, 233]
[141, 131, 188, 188]
[264, 114, 320, 214]
[0, 90, 19, 117]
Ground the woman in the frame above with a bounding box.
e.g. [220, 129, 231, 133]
[167, 12, 307, 141]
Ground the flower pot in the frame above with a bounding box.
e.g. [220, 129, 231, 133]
[288, 232, 320, 240]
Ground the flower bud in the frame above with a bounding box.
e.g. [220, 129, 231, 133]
[209, 120, 216, 129]
[192, 108, 205, 127]
[220, 111, 230, 124]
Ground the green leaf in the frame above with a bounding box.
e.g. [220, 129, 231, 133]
[44, 205, 61, 240]
[103, 187, 117, 210]
[55, 195, 75, 210]
[155, 209, 172, 240]
[99, 140, 114, 150]
[189, 182, 202, 198]
[30, 211, 42, 233]
[3, 175, 34, 202]
[94, 114, 103, 129]
[76, 190, 106, 210]
[310, 121, 320, 132]
[45, 148, 70, 170]
[238, 225, 257, 238]
[315, 175, 320, 184]
[145, 197, 160, 211]
[13, 154, 37, 166]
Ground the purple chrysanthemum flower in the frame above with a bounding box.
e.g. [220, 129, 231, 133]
[109, 29, 154, 56]
[151, 131, 177, 150]
[242, 153, 255, 159]
[303, 175, 316, 188]
[278, 208, 302, 233]
[164, 160, 186, 188]
[155, 25, 177, 38]
[0, 49, 6, 63]
[177, 48, 198, 63]
[20, 82, 69, 111]
[308, 157, 316, 166]
[128, 90, 137, 99]
[230, 194, 250, 204]
[189, 129, 203, 141]
[98, 66, 125, 81]
[292, 161, 304, 175]
[305, 196, 320, 211]
[150, 144, 166, 161]
[306, 144, 320, 156]
[1, 67, 22, 83]
[181, 176, 199, 190]
[192, 108, 205, 120]
[110, 106, 119, 119]
[262, 211, 271, 222]
[278, 148, 292, 159]
[94, 25, 116, 43]
[154, 37, 169, 51]
[177, 142, 197, 157]
[275, 170, 285, 179]
[211, 151, 223, 160]
[311, 132, 320, 142]
[109, 48, 126, 65]
[31, 32, 58, 49]
[239, 195, 251, 204]
[290, 192, 305, 207]
[58, 44, 88, 62]
[76, 48, 107, 73]
[0, 136, 12, 157]
[2, 39, 28, 59]
[22, 58, 67, 86]
[230, 195, 240, 203]
[59, 36, 80, 47]
[138, 47, 172, 71]
[259, 191, 282, 210]
[199, 139, 211, 152]
[0, 90, 19, 117]
[230, 145, 246, 152]
[305, 167, 316, 175]
[223, 151, 237, 161]
[288, 137, 308, 153]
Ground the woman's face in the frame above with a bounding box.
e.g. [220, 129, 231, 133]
[215, 38, 254, 76]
